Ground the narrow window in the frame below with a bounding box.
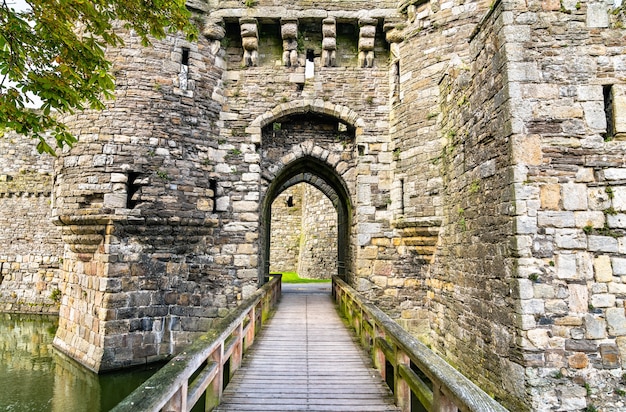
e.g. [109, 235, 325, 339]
[393, 61, 400, 99]
[357, 145, 365, 156]
[179, 47, 190, 90]
[400, 178, 405, 215]
[209, 179, 218, 213]
[127, 172, 141, 209]
[286, 196, 294, 207]
[604, 84, 615, 140]
[181, 48, 190, 66]
[305, 49, 315, 79]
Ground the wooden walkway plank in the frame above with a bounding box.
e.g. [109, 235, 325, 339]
[214, 289, 399, 412]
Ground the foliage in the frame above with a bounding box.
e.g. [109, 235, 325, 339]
[0, 0, 197, 155]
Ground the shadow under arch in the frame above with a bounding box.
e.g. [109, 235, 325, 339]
[260, 156, 352, 285]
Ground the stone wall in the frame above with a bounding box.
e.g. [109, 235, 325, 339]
[0, 132, 62, 313]
[51, 26, 230, 371]
[270, 185, 303, 272]
[429, 1, 521, 408]
[298, 183, 337, 279]
[269, 183, 337, 278]
[2, 0, 626, 409]
[504, 1, 626, 411]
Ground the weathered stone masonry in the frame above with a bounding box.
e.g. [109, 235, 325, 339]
[2, 0, 626, 410]
[0, 134, 62, 313]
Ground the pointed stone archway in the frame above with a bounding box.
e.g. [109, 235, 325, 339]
[252, 99, 363, 285]
[260, 155, 352, 284]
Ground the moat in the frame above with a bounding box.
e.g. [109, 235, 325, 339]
[0, 314, 161, 411]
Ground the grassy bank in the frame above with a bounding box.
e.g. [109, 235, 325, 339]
[273, 272, 331, 284]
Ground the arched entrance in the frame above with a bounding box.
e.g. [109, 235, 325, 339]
[260, 155, 352, 284]
[251, 99, 362, 285]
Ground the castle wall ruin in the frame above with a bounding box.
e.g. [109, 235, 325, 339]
[2, 0, 626, 410]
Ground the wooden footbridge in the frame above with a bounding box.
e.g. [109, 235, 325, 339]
[112, 276, 508, 412]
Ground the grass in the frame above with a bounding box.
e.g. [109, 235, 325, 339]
[273, 272, 331, 284]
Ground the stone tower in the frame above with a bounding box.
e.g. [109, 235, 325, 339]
[1, 0, 626, 410]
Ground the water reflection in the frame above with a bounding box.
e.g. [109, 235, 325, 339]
[0, 314, 161, 412]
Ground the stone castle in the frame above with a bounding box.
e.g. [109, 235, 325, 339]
[1, 0, 626, 410]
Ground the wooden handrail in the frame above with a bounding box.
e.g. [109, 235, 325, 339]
[111, 275, 281, 412]
[332, 276, 508, 412]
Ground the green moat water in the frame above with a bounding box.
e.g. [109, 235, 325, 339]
[0, 313, 161, 411]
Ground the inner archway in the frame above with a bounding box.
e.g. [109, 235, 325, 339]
[260, 155, 351, 284]
[270, 183, 338, 279]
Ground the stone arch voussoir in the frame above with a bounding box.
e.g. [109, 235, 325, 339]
[248, 99, 365, 144]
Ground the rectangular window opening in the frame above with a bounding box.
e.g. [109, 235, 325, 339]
[181, 47, 190, 66]
[393, 61, 400, 98]
[604, 84, 615, 141]
[209, 178, 218, 213]
[400, 178, 405, 215]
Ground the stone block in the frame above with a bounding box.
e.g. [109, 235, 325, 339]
[612, 187, 626, 212]
[557, 385, 587, 411]
[588, 187, 612, 210]
[607, 308, 626, 336]
[568, 352, 589, 369]
[583, 101, 607, 131]
[574, 211, 604, 228]
[565, 339, 597, 352]
[586, 2, 609, 28]
[584, 314, 607, 339]
[607, 214, 626, 229]
[591, 293, 615, 308]
[617, 336, 626, 368]
[534, 283, 555, 299]
[562, 184, 588, 211]
[515, 216, 537, 234]
[557, 253, 592, 280]
[538, 211, 575, 228]
[588, 235, 619, 253]
[103, 193, 127, 209]
[594, 255, 613, 282]
[612, 257, 626, 276]
[568, 284, 588, 314]
[515, 278, 534, 299]
[608, 282, 626, 296]
[614, 85, 626, 138]
[520, 299, 545, 315]
[527, 329, 550, 349]
[599, 343, 620, 368]
[604, 168, 626, 181]
[555, 229, 586, 249]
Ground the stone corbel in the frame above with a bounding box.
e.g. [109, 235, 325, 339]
[281, 18, 299, 68]
[53, 215, 111, 261]
[321, 17, 336, 67]
[358, 18, 377, 68]
[384, 21, 405, 61]
[203, 17, 225, 41]
[240, 17, 259, 67]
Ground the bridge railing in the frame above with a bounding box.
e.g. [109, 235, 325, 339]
[332, 276, 508, 412]
[111, 275, 281, 412]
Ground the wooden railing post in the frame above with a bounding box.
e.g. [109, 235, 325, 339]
[395, 350, 411, 412]
[231, 322, 244, 373]
[205, 344, 224, 410]
[162, 385, 187, 412]
[433, 384, 458, 412]
[330, 276, 507, 412]
[245, 306, 256, 351]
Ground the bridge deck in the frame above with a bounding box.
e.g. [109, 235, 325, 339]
[214, 284, 399, 412]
